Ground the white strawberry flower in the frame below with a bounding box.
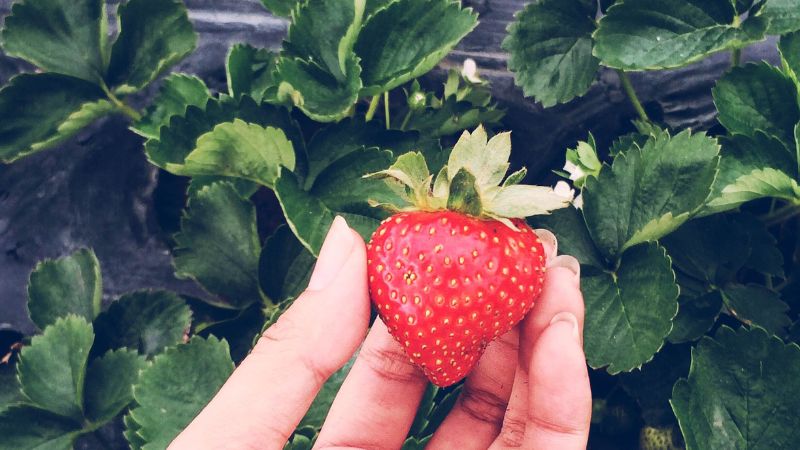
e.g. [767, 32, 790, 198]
[461, 58, 482, 83]
[553, 180, 575, 201]
[563, 160, 586, 181]
[573, 193, 584, 209]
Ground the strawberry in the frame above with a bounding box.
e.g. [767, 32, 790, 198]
[365, 126, 570, 386]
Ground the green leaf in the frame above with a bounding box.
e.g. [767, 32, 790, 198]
[27, 248, 102, 330]
[663, 215, 751, 284]
[275, 167, 387, 256]
[528, 206, 606, 268]
[582, 243, 679, 374]
[702, 132, 797, 214]
[721, 284, 791, 335]
[354, 0, 478, 95]
[226, 44, 278, 102]
[447, 169, 483, 216]
[503, 0, 599, 107]
[304, 119, 424, 189]
[187, 176, 259, 199]
[128, 336, 234, 450]
[259, 226, 317, 303]
[757, 0, 800, 34]
[668, 292, 723, 344]
[174, 182, 264, 309]
[447, 127, 510, 188]
[123, 412, 146, 450]
[0, 406, 80, 450]
[145, 96, 305, 175]
[0, 73, 107, 163]
[620, 344, 691, 425]
[168, 120, 296, 188]
[582, 129, 720, 259]
[671, 326, 800, 450]
[276, 53, 363, 122]
[780, 32, 800, 85]
[92, 290, 192, 358]
[594, 0, 766, 70]
[284, 0, 365, 83]
[713, 63, 799, 148]
[299, 354, 357, 428]
[132, 74, 210, 140]
[84, 349, 147, 423]
[1, 0, 106, 83]
[106, 0, 197, 93]
[403, 97, 505, 139]
[711, 167, 800, 211]
[17, 316, 94, 421]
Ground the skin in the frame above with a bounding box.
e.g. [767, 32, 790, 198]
[172, 216, 592, 450]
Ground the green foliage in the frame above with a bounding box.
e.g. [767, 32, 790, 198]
[503, 0, 599, 107]
[83, 349, 146, 423]
[671, 327, 800, 449]
[259, 226, 316, 303]
[174, 182, 265, 308]
[0, 406, 80, 450]
[27, 248, 102, 330]
[132, 74, 210, 140]
[226, 44, 278, 103]
[126, 336, 234, 449]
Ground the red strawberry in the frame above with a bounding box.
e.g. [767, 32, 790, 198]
[365, 126, 570, 386]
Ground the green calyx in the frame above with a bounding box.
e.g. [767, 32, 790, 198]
[366, 125, 570, 228]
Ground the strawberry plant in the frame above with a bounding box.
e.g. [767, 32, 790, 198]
[2, 0, 800, 449]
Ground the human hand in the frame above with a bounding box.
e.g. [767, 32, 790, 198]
[171, 216, 591, 449]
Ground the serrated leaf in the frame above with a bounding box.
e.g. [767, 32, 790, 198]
[528, 206, 606, 268]
[174, 182, 264, 309]
[17, 316, 94, 421]
[354, 0, 478, 95]
[187, 176, 260, 199]
[0, 406, 80, 450]
[702, 132, 797, 215]
[583, 129, 720, 259]
[226, 44, 278, 102]
[447, 127, 510, 189]
[276, 53, 362, 122]
[259, 226, 316, 303]
[129, 336, 234, 450]
[503, 0, 599, 107]
[0, 364, 22, 414]
[168, 120, 296, 188]
[582, 243, 679, 374]
[106, 0, 197, 93]
[275, 169, 385, 256]
[594, 0, 766, 70]
[485, 184, 571, 218]
[671, 326, 800, 450]
[713, 63, 799, 148]
[721, 284, 791, 335]
[0, 73, 107, 163]
[146, 96, 306, 179]
[620, 344, 690, 425]
[780, 32, 800, 85]
[27, 248, 102, 330]
[304, 119, 424, 189]
[713, 167, 800, 210]
[284, 0, 365, 83]
[757, 0, 800, 34]
[668, 292, 723, 344]
[92, 290, 192, 358]
[84, 349, 147, 423]
[1, 0, 106, 83]
[123, 412, 145, 450]
[132, 74, 210, 140]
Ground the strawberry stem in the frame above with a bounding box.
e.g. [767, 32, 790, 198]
[365, 95, 381, 122]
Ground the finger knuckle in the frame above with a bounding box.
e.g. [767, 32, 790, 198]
[527, 412, 588, 437]
[496, 415, 527, 447]
[459, 384, 508, 428]
[358, 344, 427, 384]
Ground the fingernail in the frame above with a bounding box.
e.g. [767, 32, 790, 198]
[307, 216, 355, 291]
[534, 228, 558, 261]
[548, 254, 580, 285]
[549, 311, 580, 342]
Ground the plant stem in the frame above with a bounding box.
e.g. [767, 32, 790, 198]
[383, 91, 391, 129]
[365, 95, 381, 122]
[400, 110, 412, 131]
[732, 48, 742, 67]
[616, 70, 649, 123]
[101, 83, 142, 122]
[761, 204, 800, 227]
